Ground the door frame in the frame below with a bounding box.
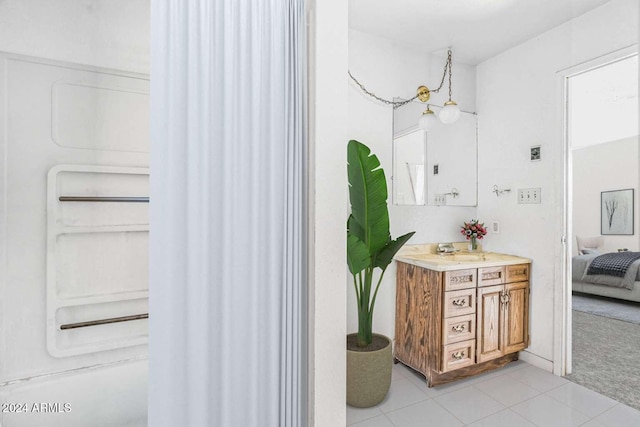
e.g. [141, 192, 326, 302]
[555, 44, 639, 376]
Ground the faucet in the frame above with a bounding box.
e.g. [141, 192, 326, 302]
[437, 243, 456, 253]
[443, 188, 459, 198]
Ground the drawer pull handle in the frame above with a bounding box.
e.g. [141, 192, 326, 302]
[452, 351, 465, 360]
[452, 324, 466, 333]
[452, 299, 466, 307]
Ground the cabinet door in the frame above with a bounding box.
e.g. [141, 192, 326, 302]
[476, 284, 503, 363]
[504, 281, 529, 354]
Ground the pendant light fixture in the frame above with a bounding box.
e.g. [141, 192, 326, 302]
[418, 105, 436, 131]
[416, 49, 460, 126]
[439, 100, 461, 124]
[438, 50, 461, 124]
[348, 48, 462, 127]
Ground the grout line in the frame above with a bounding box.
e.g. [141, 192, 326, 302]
[467, 384, 509, 423]
[543, 383, 615, 420]
[508, 391, 594, 426]
[376, 379, 432, 415]
[382, 412, 397, 427]
[462, 408, 527, 427]
[345, 407, 383, 426]
[430, 384, 506, 425]
[430, 395, 468, 426]
[501, 377, 550, 409]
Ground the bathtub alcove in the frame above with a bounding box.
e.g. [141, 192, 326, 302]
[0, 53, 150, 427]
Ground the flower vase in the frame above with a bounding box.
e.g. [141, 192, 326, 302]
[469, 236, 477, 251]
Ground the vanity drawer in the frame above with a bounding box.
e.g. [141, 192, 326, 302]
[506, 264, 529, 283]
[478, 266, 506, 287]
[441, 339, 476, 373]
[443, 289, 476, 318]
[443, 313, 475, 345]
[444, 269, 477, 291]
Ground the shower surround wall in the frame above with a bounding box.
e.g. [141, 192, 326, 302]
[0, 1, 150, 426]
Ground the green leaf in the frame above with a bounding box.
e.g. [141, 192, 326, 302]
[347, 140, 389, 255]
[347, 233, 370, 275]
[374, 232, 416, 270]
[347, 214, 366, 244]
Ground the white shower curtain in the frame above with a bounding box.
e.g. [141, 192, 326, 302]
[148, 1, 307, 426]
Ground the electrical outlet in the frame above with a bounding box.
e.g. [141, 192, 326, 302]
[492, 221, 500, 233]
[518, 188, 541, 204]
[434, 194, 446, 206]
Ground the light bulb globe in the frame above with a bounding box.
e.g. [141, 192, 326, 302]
[418, 109, 435, 131]
[439, 101, 461, 124]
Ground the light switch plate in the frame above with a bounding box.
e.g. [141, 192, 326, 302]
[518, 188, 541, 204]
[434, 194, 446, 205]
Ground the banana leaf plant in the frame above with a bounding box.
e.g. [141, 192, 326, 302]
[347, 140, 415, 348]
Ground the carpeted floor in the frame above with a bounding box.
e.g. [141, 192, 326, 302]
[573, 293, 640, 325]
[568, 309, 640, 410]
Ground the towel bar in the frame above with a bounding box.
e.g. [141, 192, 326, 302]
[60, 313, 149, 330]
[58, 196, 149, 203]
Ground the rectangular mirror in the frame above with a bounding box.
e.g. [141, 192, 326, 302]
[393, 100, 478, 206]
[393, 128, 426, 205]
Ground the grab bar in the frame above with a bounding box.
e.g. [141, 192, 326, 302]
[60, 313, 149, 330]
[58, 196, 149, 203]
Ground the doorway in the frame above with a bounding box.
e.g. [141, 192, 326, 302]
[561, 45, 639, 403]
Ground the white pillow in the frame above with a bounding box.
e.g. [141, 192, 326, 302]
[581, 248, 600, 255]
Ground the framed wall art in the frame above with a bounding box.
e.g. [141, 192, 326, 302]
[601, 188, 634, 235]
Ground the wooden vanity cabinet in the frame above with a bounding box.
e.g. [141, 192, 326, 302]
[394, 261, 530, 387]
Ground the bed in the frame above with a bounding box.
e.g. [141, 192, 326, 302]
[572, 252, 640, 303]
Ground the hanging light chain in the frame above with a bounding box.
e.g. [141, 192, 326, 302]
[433, 49, 452, 95]
[348, 49, 454, 109]
[447, 50, 453, 101]
[348, 71, 418, 108]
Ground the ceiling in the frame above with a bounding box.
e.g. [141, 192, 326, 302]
[349, 0, 611, 64]
[570, 54, 639, 149]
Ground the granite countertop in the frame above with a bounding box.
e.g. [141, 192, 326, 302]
[395, 243, 531, 272]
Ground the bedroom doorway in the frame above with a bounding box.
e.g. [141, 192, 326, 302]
[561, 46, 639, 406]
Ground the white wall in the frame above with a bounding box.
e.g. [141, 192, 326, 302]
[0, 0, 149, 73]
[477, 0, 639, 365]
[348, 29, 477, 341]
[311, 1, 348, 426]
[573, 137, 640, 255]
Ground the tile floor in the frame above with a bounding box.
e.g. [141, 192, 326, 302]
[347, 361, 640, 427]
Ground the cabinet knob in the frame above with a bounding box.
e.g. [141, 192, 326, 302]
[452, 351, 465, 360]
[452, 299, 466, 307]
[452, 324, 465, 333]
